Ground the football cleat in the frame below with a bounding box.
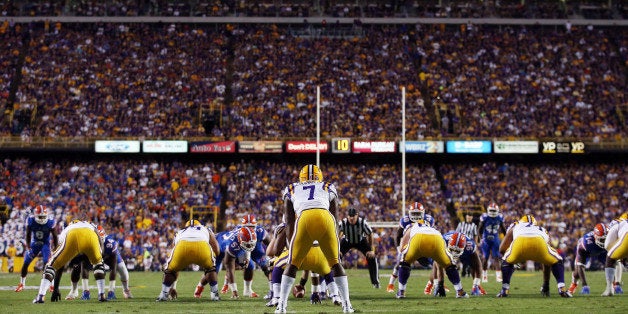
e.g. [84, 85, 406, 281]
[373, 283, 380, 289]
[456, 290, 469, 298]
[580, 286, 590, 295]
[156, 296, 169, 302]
[332, 295, 342, 306]
[33, 295, 45, 304]
[497, 288, 509, 298]
[567, 282, 577, 295]
[107, 291, 116, 300]
[244, 290, 259, 298]
[310, 292, 321, 304]
[123, 289, 133, 299]
[231, 290, 239, 299]
[266, 297, 279, 307]
[98, 293, 107, 302]
[194, 285, 204, 298]
[82, 290, 90, 300]
[264, 290, 273, 300]
[387, 283, 395, 293]
[601, 287, 614, 297]
[221, 284, 229, 294]
[319, 291, 328, 300]
[482, 273, 489, 283]
[66, 290, 79, 300]
[50, 285, 55, 292]
[614, 283, 623, 294]
[210, 292, 220, 301]
[275, 304, 287, 314]
[541, 285, 550, 297]
[424, 281, 433, 295]
[15, 283, 24, 292]
[478, 285, 487, 295]
[559, 287, 573, 298]
[396, 289, 406, 299]
[471, 285, 480, 296]
[343, 304, 355, 313]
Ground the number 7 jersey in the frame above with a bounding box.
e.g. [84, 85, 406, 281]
[283, 181, 337, 216]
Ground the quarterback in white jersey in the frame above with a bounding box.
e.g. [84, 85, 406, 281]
[602, 217, 628, 296]
[275, 164, 353, 313]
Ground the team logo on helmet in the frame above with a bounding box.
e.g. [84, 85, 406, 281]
[299, 164, 323, 183]
[238, 227, 257, 252]
[241, 214, 257, 227]
[34, 205, 49, 225]
[593, 223, 608, 248]
[408, 202, 425, 222]
[487, 203, 500, 218]
[447, 232, 467, 259]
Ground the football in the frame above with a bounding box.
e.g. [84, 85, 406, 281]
[292, 284, 305, 298]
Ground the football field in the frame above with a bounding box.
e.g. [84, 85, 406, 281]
[0, 269, 626, 313]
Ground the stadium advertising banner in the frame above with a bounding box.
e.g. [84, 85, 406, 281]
[142, 140, 187, 153]
[446, 141, 492, 153]
[238, 141, 283, 153]
[94, 140, 140, 153]
[331, 138, 351, 153]
[285, 141, 329, 153]
[493, 141, 539, 154]
[189, 141, 236, 153]
[541, 141, 585, 154]
[402, 141, 445, 153]
[352, 141, 396, 153]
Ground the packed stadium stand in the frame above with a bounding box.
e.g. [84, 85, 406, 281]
[0, 0, 626, 272]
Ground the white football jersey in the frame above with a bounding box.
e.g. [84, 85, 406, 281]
[512, 222, 549, 243]
[283, 181, 337, 217]
[605, 219, 628, 250]
[175, 225, 210, 244]
[409, 223, 441, 238]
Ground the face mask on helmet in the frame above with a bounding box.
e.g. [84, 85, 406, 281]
[408, 202, 425, 222]
[34, 205, 49, 224]
[447, 233, 467, 258]
[241, 214, 257, 227]
[299, 164, 323, 183]
[486, 203, 499, 218]
[238, 227, 257, 252]
[593, 223, 608, 248]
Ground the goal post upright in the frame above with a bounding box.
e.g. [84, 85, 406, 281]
[401, 86, 406, 218]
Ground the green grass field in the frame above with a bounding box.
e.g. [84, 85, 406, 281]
[0, 269, 626, 313]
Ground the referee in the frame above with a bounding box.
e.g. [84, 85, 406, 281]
[455, 212, 479, 277]
[338, 208, 379, 288]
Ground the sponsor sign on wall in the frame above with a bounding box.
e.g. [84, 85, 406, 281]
[494, 141, 539, 154]
[95, 140, 140, 153]
[142, 140, 188, 153]
[189, 141, 236, 153]
[541, 141, 585, 154]
[285, 141, 329, 153]
[446, 141, 492, 153]
[402, 141, 445, 153]
[352, 141, 396, 153]
[238, 141, 283, 153]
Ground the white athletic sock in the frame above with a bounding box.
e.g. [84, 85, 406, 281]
[82, 278, 89, 291]
[38, 278, 52, 295]
[335, 276, 352, 307]
[279, 275, 295, 308]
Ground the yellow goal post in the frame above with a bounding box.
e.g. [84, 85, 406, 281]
[189, 205, 219, 230]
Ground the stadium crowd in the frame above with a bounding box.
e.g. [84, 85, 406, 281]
[0, 158, 625, 271]
[1, 0, 625, 20]
[1, 22, 626, 141]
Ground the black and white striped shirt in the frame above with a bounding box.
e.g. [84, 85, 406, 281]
[455, 221, 478, 241]
[338, 217, 373, 244]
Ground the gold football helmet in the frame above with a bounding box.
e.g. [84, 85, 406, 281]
[299, 164, 323, 183]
